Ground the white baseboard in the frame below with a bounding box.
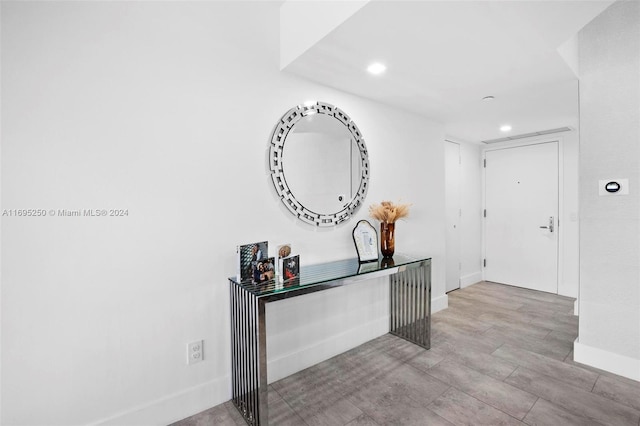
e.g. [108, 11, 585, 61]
[268, 316, 389, 383]
[93, 376, 229, 426]
[432, 293, 448, 314]
[460, 271, 483, 289]
[574, 339, 640, 381]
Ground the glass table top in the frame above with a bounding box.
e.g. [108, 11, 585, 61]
[229, 253, 430, 298]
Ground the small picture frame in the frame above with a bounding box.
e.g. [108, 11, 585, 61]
[253, 257, 276, 284]
[352, 220, 378, 263]
[282, 254, 300, 281]
[237, 241, 269, 282]
[276, 243, 292, 279]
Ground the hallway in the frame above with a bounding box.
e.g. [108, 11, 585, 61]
[174, 281, 640, 425]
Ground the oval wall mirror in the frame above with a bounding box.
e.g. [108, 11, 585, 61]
[269, 101, 370, 226]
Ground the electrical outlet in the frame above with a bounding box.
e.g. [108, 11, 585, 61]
[187, 340, 204, 365]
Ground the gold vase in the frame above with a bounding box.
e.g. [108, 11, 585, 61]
[380, 222, 395, 258]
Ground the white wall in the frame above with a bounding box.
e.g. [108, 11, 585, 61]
[575, 0, 640, 380]
[444, 138, 483, 289]
[0, 2, 446, 424]
[480, 127, 580, 299]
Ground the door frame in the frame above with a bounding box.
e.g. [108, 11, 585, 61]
[481, 138, 565, 293]
[445, 140, 461, 293]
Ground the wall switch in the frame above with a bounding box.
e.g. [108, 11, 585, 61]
[187, 340, 204, 365]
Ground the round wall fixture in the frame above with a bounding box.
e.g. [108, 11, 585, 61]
[605, 181, 621, 193]
[268, 101, 370, 227]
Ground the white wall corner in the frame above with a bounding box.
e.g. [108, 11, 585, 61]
[557, 33, 579, 77]
[574, 299, 578, 316]
[460, 272, 482, 289]
[280, 0, 369, 70]
[93, 376, 229, 426]
[573, 339, 640, 382]
[432, 293, 448, 314]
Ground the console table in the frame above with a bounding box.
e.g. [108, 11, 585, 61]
[228, 254, 431, 426]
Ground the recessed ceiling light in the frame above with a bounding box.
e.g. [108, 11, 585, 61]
[367, 62, 387, 75]
[303, 100, 316, 107]
[482, 96, 495, 101]
[500, 124, 512, 132]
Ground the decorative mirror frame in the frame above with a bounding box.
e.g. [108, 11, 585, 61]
[268, 101, 370, 227]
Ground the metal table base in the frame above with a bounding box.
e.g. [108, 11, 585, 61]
[229, 257, 430, 426]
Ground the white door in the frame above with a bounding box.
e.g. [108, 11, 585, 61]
[445, 141, 461, 293]
[485, 142, 558, 293]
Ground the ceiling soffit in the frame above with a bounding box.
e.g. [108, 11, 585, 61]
[280, 0, 614, 142]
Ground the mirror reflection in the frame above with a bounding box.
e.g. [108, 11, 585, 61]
[283, 113, 361, 213]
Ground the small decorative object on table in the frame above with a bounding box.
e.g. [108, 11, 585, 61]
[282, 254, 300, 281]
[275, 243, 292, 281]
[369, 201, 411, 258]
[352, 220, 378, 263]
[253, 257, 276, 283]
[237, 241, 269, 282]
[381, 257, 395, 268]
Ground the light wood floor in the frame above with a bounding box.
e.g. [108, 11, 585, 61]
[172, 281, 640, 426]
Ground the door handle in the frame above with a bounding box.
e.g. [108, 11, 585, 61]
[539, 217, 554, 232]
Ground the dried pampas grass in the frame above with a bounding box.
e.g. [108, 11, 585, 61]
[369, 201, 411, 224]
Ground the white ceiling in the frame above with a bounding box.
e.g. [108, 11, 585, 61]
[281, 0, 614, 143]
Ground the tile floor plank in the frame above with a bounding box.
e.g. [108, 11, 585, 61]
[482, 326, 572, 360]
[505, 367, 640, 426]
[592, 374, 640, 412]
[522, 397, 606, 426]
[492, 344, 599, 391]
[344, 413, 380, 426]
[297, 398, 363, 426]
[428, 387, 525, 426]
[447, 347, 519, 381]
[267, 387, 309, 426]
[346, 368, 451, 426]
[427, 358, 537, 419]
